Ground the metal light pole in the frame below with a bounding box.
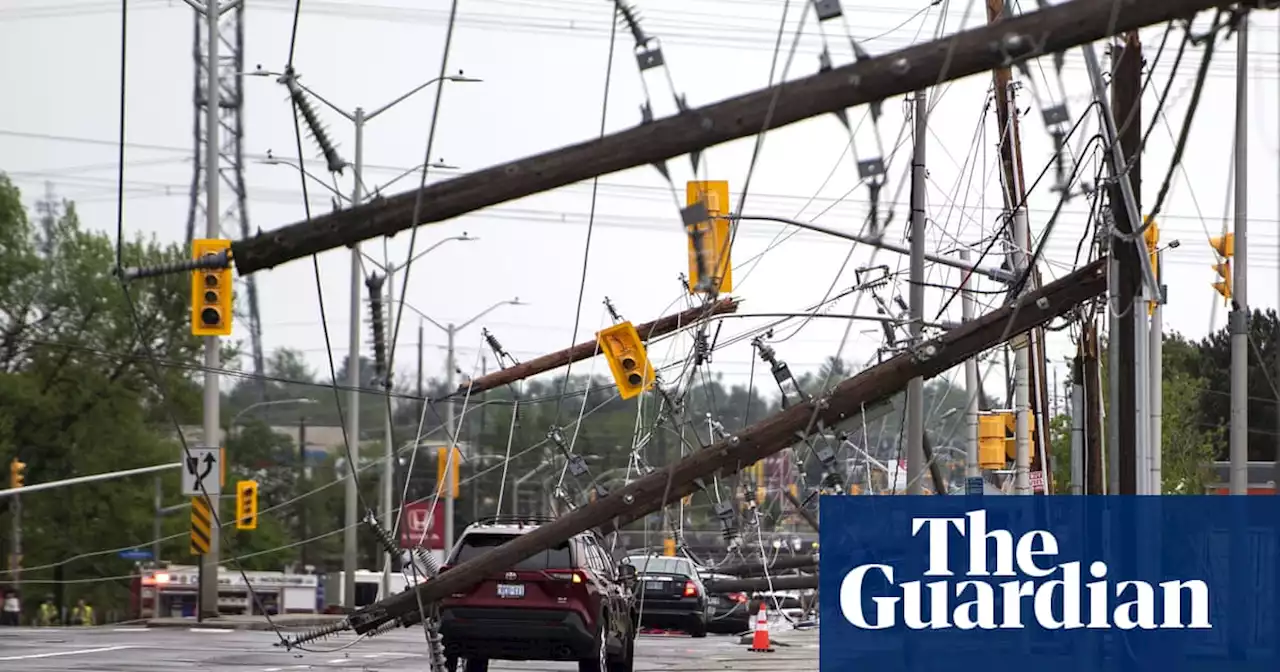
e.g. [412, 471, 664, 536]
[366, 235, 475, 598]
[197, 0, 223, 621]
[245, 69, 479, 608]
[228, 398, 317, 436]
[905, 90, 927, 496]
[1229, 18, 1249, 496]
[960, 249, 980, 481]
[417, 300, 526, 550]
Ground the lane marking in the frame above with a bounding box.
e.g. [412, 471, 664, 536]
[111, 627, 149, 632]
[0, 645, 138, 661]
[188, 627, 234, 633]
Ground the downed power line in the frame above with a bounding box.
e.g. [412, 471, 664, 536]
[287, 258, 1105, 642]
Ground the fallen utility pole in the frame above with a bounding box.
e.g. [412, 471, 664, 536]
[780, 486, 819, 532]
[457, 298, 739, 396]
[228, 0, 1255, 276]
[706, 575, 817, 594]
[321, 258, 1107, 638]
[716, 554, 817, 578]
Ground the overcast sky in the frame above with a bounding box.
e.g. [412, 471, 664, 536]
[2, 0, 1279, 417]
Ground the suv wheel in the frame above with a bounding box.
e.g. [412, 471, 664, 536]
[608, 627, 635, 672]
[578, 621, 608, 672]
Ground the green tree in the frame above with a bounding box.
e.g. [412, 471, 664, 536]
[0, 175, 203, 617]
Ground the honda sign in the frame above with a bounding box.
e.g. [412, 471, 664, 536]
[399, 501, 445, 550]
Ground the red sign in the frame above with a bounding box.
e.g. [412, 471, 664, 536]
[400, 502, 445, 550]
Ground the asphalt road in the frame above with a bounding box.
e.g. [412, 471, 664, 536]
[0, 624, 817, 671]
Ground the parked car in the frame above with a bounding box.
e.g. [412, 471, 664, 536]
[622, 554, 708, 637]
[438, 516, 637, 672]
[696, 570, 752, 633]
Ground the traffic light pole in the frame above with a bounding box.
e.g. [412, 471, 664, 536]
[8, 493, 19, 596]
[198, 0, 223, 622]
[444, 323, 456, 557]
[343, 107, 365, 610]
[1229, 18, 1249, 496]
[905, 90, 927, 496]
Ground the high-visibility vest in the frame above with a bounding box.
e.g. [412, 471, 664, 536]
[38, 604, 57, 625]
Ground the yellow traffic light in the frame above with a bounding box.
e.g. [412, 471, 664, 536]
[596, 321, 655, 400]
[686, 180, 733, 295]
[235, 480, 259, 530]
[978, 414, 1005, 469]
[663, 537, 676, 557]
[1210, 232, 1235, 303]
[1002, 411, 1036, 460]
[1210, 233, 1235, 258]
[436, 446, 461, 499]
[190, 238, 234, 337]
[8, 458, 26, 489]
[1144, 218, 1159, 316]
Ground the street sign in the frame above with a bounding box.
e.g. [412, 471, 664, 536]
[190, 496, 212, 556]
[182, 447, 222, 496]
[965, 476, 985, 496]
[399, 501, 445, 550]
[119, 548, 152, 561]
[1029, 469, 1045, 492]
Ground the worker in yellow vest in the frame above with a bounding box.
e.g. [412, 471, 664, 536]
[36, 595, 59, 626]
[69, 598, 94, 626]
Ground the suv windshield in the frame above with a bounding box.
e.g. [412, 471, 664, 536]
[454, 533, 572, 570]
[625, 557, 693, 576]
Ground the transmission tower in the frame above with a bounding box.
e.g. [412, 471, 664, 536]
[185, 2, 266, 398]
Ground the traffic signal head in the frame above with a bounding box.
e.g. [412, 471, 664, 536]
[191, 239, 234, 337]
[235, 480, 258, 530]
[1210, 233, 1235, 258]
[1213, 261, 1232, 303]
[8, 458, 25, 489]
[685, 180, 733, 295]
[596, 321, 655, 400]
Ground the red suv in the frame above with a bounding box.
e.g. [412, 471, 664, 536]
[438, 516, 637, 672]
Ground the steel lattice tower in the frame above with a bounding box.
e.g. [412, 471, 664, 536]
[184, 3, 266, 398]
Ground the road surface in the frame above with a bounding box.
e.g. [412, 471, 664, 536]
[0, 624, 816, 671]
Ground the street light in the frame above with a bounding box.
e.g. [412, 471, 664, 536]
[243, 66, 480, 609]
[228, 398, 317, 437]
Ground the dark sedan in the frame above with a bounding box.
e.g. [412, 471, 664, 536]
[624, 555, 708, 637]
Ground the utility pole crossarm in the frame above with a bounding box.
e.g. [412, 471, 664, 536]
[457, 298, 740, 396]
[342, 258, 1107, 634]
[229, 0, 1256, 276]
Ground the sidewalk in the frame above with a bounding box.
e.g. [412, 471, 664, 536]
[146, 613, 347, 631]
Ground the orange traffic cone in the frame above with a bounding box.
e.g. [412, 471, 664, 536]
[749, 602, 774, 652]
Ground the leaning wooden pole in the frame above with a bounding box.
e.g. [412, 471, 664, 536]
[456, 297, 740, 396]
[230, 0, 1260, 275]
[337, 259, 1108, 635]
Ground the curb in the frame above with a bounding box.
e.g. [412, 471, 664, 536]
[146, 617, 344, 631]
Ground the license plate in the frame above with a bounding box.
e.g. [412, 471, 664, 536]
[708, 596, 720, 605]
[644, 581, 664, 591]
[496, 583, 524, 599]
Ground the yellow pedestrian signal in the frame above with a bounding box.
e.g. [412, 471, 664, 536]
[686, 180, 733, 295]
[663, 538, 676, 557]
[190, 239, 234, 337]
[436, 446, 461, 499]
[596, 321, 655, 400]
[8, 458, 26, 489]
[235, 480, 258, 530]
[1210, 233, 1235, 258]
[1209, 233, 1234, 304]
[1144, 218, 1159, 316]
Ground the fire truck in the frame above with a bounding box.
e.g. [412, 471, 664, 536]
[130, 563, 320, 619]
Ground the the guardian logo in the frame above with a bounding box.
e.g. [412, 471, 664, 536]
[839, 510, 1212, 631]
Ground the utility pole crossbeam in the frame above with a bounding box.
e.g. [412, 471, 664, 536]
[329, 259, 1108, 637]
[457, 299, 740, 396]
[228, 0, 1268, 276]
